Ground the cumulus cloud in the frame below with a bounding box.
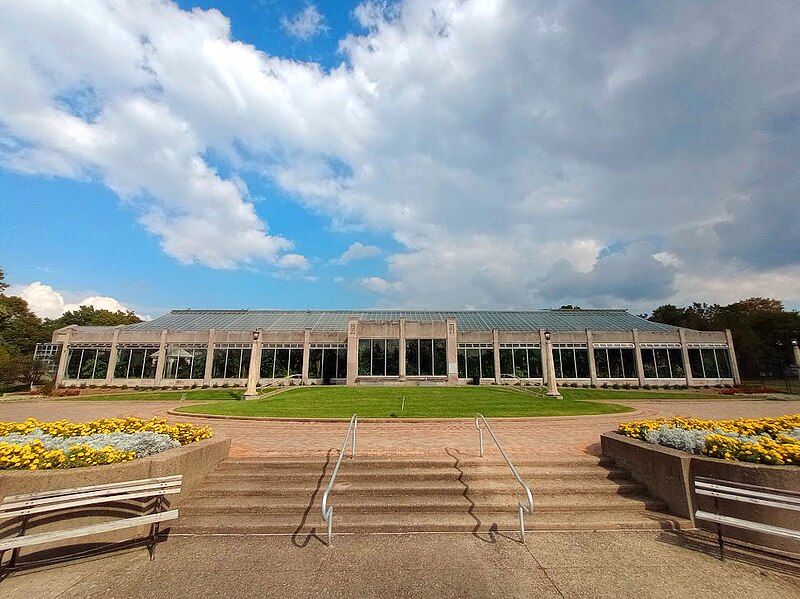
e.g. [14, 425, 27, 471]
[8, 282, 135, 319]
[281, 5, 327, 40]
[2, 1, 799, 308]
[331, 242, 381, 265]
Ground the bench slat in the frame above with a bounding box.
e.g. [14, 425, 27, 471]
[0, 510, 178, 551]
[694, 510, 800, 541]
[2, 480, 182, 512]
[695, 489, 800, 512]
[695, 477, 800, 498]
[0, 488, 181, 520]
[3, 475, 182, 503]
[695, 481, 800, 508]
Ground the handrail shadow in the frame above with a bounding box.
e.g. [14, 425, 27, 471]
[445, 447, 502, 544]
[291, 449, 332, 548]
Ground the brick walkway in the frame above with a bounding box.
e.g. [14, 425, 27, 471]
[2, 397, 798, 458]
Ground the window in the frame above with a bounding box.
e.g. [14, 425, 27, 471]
[212, 346, 251, 379]
[163, 347, 206, 379]
[406, 339, 447, 377]
[640, 346, 684, 379]
[552, 345, 589, 378]
[260, 345, 303, 378]
[499, 344, 542, 378]
[594, 347, 637, 379]
[688, 347, 732, 378]
[115, 347, 159, 379]
[457, 344, 495, 379]
[34, 343, 61, 377]
[358, 339, 399, 376]
[308, 344, 347, 380]
[64, 347, 110, 380]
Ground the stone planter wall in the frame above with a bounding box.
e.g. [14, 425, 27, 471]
[601, 432, 799, 554]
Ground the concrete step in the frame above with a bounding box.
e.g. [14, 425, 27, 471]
[206, 464, 630, 483]
[173, 510, 690, 535]
[215, 454, 612, 471]
[178, 489, 664, 515]
[187, 477, 646, 497]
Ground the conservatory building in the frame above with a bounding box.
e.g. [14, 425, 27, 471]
[40, 309, 740, 388]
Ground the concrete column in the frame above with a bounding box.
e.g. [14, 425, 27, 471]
[632, 329, 646, 387]
[346, 318, 358, 386]
[539, 329, 549, 384]
[203, 329, 215, 385]
[586, 330, 598, 386]
[492, 329, 501, 384]
[678, 328, 693, 386]
[446, 318, 458, 384]
[154, 330, 168, 387]
[398, 318, 407, 381]
[54, 327, 74, 386]
[725, 329, 742, 385]
[792, 340, 800, 382]
[105, 327, 122, 384]
[544, 333, 561, 398]
[301, 329, 311, 384]
[244, 330, 262, 397]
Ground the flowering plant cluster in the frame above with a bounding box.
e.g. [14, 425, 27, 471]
[0, 417, 212, 445]
[0, 417, 212, 470]
[617, 414, 800, 466]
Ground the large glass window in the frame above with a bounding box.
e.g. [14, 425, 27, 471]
[308, 345, 347, 380]
[688, 347, 732, 379]
[115, 347, 159, 379]
[457, 345, 495, 379]
[260, 346, 303, 378]
[163, 347, 206, 379]
[64, 348, 110, 380]
[640, 347, 684, 379]
[594, 347, 637, 379]
[499, 345, 542, 379]
[358, 339, 399, 376]
[406, 339, 447, 376]
[212, 346, 251, 379]
[552, 345, 589, 379]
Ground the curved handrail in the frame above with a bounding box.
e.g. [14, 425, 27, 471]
[475, 413, 534, 543]
[321, 414, 357, 546]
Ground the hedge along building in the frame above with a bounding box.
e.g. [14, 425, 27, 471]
[43, 309, 740, 390]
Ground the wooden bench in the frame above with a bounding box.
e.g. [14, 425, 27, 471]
[0, 475, 181, 577]
[694, 476, 800, 558]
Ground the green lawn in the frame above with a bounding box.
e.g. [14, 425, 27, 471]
[172, 386, 635, 418]
[66, 388, 246, 401]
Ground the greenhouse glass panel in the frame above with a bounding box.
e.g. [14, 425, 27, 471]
[594, 349, 609, 378]
[575, 349, 590, 378]
[115, 349, 131, 378]
[513, 348, 528, 378]
[716, 349, 732, 378]
[641, 349, 657, 378]
[94, 350, 110, 379]
[191, 350, 206, 379]
[385, 339, 400, 376]
[500, 349, 514, 376]
[701, 349, 718, 378]
[66, 349, 82, 378]
[79, 350, 96, 379]
[552, 348, 563, 378]
[212, 350, 227, 378]
[480, 348, 495, 378]
[433, 340, 447, 375]
[274, 349, 290, 378]
[371, 339, 385, 375]
[466, 349, 480, 378]
[654, 349, 671, 378]
[143, 350, 158, 379]
[688, 349, 704, 378]
[308, 348, 323, 379]
[322, 349, 338, 380]
[561, 349, 578, 378]
[419, 339, 433, 376]
[260, 348, 276, 378]
[358, 340, 371, 376]
[458, 350, 466, 378]
[288, 349, 303, 376]
[337, 347, 348, 378]
[405, 339, 419, 376]
[528, 349, 542, 377]
[668, 349, 684, 378]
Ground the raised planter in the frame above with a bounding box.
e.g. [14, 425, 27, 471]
[601, 432, 799, 554]
[0, 436, 230, 550]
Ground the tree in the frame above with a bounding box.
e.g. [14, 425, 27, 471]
[0, 294, 47, 355]
[0, 267, 8, 294]
[46, 305, 141, 330]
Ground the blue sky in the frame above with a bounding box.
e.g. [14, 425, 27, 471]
[1, 1, 799, 319]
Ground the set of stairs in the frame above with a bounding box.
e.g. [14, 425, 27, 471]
[173, 451, 690, 535]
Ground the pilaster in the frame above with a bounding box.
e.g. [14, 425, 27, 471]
[586, 330, 597, 386]
[632, 328, 646, 387]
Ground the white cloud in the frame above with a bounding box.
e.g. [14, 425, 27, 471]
[2, 1, 799, 309]
[331, 242, 381, 264]
[282, 5, 327, 40]
[8, 281, 134, 319]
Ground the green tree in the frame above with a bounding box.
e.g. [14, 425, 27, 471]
[46, 305, 141, 330]
[0, 294, 47, 355]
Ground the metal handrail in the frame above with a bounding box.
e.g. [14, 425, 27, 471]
[475, 413, 534, 543]
[321, 414, 357, 546]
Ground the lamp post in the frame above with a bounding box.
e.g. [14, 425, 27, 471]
[244, 330, 261, 398]
[792, 340, 800, 383]
[544, 330, 562, 398]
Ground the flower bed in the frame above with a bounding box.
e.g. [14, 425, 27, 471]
[0, 417, 212, 470]
[617, 414, 800, 465]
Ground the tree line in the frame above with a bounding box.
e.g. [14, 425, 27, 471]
[0, 268, 140, 391]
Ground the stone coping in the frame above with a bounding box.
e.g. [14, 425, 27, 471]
[166, 407, 641, 423]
